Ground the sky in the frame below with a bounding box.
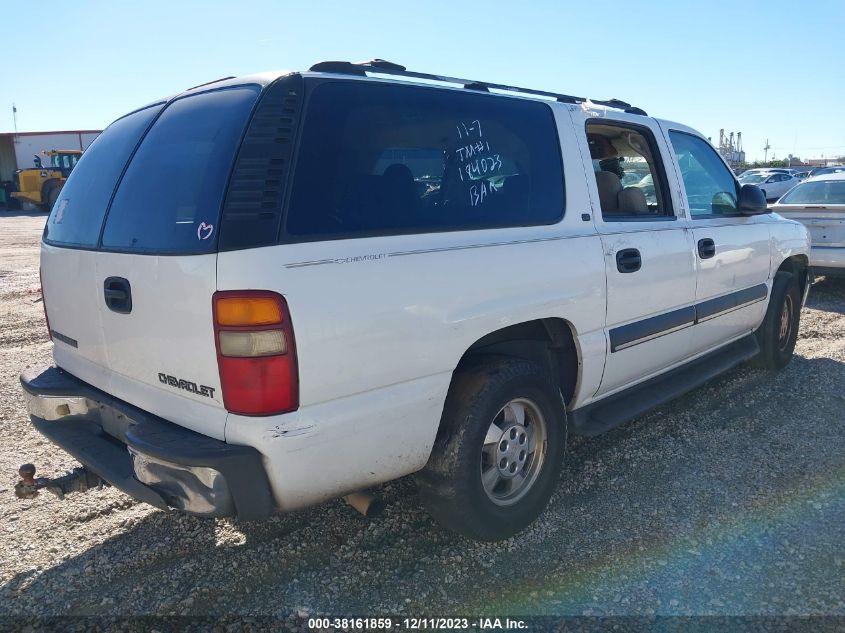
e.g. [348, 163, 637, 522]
[2, 0, 843, 162]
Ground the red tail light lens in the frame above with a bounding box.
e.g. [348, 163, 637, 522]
[212, 291, 299, 416]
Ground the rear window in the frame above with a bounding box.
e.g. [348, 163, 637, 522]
[780, 180, 845, 204]
[285, 81, 564, 239]
[101, 85, 260, 254]
[44, 105, 163, 247]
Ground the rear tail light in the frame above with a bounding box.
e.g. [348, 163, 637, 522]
[40, 269, 52, 341]
[212, 291, 299, 416]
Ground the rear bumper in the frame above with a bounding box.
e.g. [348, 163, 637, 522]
[810, 246, 845, 277]
[19, 366, 274, 520]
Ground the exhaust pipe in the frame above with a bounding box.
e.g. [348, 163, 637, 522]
[343, 491, 385, 518]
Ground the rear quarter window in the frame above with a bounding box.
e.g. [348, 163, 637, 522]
[44, 104, 163, 247]
[285, 81, 564, 239]
[101, 85, 260, 254]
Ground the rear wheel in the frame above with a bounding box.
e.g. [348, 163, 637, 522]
[754, 271, 800, 370]
[417, 357, 566, 541]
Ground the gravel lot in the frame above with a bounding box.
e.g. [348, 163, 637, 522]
[1, 212, 844, 624]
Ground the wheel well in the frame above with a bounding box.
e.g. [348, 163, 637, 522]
[777, 254, 809, 298]
[456, 318, 579, 406]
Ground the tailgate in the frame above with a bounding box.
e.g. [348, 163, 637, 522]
[40, 84, 261, 439]
[803, 217, 845, 247]
[777, 204, 845, 248]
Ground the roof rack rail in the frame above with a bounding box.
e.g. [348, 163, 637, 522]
[307, 59, 647, 116]
[186, 76, 236, 91]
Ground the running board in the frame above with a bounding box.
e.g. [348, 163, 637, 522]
[569, 334, 760, 436]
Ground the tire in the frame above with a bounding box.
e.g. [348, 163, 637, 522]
[753, 271, 801, 370]
[417, 356, 566, 541]
[46, 184, 60, 210]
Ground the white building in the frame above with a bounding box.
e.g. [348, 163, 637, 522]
[0, 130, 101, 182]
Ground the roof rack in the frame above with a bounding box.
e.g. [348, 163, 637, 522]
[186, 76, 236, 91]
[308, 59, 647, 116]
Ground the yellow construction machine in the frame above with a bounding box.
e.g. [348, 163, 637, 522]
[10, 150, 82, 210]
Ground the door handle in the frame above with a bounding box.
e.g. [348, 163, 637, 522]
[103, 277, 132, 314]
[616, 248, 641, 273]
[698, 238, 716, 259]
[103, 288, 127, 300]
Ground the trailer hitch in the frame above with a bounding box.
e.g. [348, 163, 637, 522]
[15, 463, 106, 500]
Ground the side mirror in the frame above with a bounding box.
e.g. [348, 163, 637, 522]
[737, 184, 769, 215]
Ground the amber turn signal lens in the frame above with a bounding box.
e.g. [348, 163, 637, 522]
[215, 297, 283, 326]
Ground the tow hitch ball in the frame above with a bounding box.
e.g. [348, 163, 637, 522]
[14, 463, 106, 500]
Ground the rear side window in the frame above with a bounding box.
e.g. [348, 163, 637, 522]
[285, 81, 564, 239]
[101, 85, 260, 254]
[585, 121, 673, 220]
[44, 105, 162, 247]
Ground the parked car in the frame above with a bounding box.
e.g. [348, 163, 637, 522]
[808, 165, 845, 178]
[738, 170, 802, 201]
[740, 168, 795, 176]
[18, 60, 810, 541]
[772, 172, 845, 277]
[634, 172, 655, 199]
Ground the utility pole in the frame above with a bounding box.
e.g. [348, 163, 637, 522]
[12, 103, 18, 135]
[763, 139, 771, 163]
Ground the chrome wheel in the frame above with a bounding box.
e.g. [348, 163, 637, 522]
[778, 294, 794, 351]
[480, 398, 547, 506]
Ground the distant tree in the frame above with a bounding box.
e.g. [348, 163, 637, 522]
[747, 159, 789, 168]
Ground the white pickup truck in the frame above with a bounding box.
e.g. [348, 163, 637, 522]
[19, 60, 810, 541]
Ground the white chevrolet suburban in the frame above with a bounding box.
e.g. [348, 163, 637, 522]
[19, 60, 810, 541]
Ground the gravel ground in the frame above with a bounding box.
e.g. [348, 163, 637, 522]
[1, 212, 844, 625]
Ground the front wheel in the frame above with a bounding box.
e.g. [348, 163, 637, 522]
[417, 357, 566, 541]
[754, 271, 801, 370]
[45, 184, 60, 211]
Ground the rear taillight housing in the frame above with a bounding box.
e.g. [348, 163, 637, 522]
[212, 291, 299, 416]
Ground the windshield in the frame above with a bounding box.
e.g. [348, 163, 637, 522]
[779, 180, 845, 204]
[739, 173, 767, 184]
